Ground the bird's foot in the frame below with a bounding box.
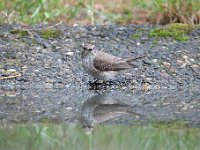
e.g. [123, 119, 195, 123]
[88, 79, 104, 87]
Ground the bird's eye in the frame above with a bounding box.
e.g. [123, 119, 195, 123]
[82, 44, 94, 51]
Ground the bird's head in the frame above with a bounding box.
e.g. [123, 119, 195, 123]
[81, 43, 97, 57]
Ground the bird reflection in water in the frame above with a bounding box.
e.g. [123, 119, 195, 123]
[81, 94, 143, 135]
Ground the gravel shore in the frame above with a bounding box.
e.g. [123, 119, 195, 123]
[0, 24, 199, 127]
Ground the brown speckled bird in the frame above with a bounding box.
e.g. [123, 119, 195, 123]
[81, 44, 140, 81]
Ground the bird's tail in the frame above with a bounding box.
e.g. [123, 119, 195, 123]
[126, 106, 145, 117]
[125, 55, 145, 62]
[125, 55, 145, 67]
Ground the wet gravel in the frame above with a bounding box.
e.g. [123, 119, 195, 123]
[0, 24, 199, 127]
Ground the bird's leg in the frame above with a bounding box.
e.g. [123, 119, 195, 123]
[88, 80, 99, 90]
[108, 80, 114, 85]
[88, 79, 97, 85]
[94, 79, 99, 84]
[96, 79, 105, 84]
[91, 79, 103, 86]
[102, 79, 115, 86]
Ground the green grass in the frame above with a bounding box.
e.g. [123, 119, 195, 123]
[1, 0, 66, 24]
[0, 0, 90, 24]
[150, 120, 189, 129]
[149, 0, 200, 24]
[149, 23, 199, 41]
[10, 29, 30, 37]
[40, 29, 64, 39]
[0, 0, 199, 25]
[131, 34, 141, 39]
[0, 123, 200, 150]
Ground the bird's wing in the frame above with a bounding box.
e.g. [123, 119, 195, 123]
[93, 51, 131, 71]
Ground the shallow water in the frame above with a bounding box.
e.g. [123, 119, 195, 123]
[1, 89, 200, 127]
[0, 123, 200, 150]
[0, 88, 200, 149]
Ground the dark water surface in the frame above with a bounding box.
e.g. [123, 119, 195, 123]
[0, 88, 200, 150]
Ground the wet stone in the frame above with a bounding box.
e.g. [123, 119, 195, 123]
[44, 83, 53, 89]
[54, 83, 65, 89]
[66, 52, 74, 56]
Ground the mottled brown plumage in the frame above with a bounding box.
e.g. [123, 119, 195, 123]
[93, 51, 132, 71]
[82, 44, 140, 80]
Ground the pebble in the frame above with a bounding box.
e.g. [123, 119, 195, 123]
[66, 52, 74, 56]
[54, 83, 65, 89]
[6, 69, 16, 73]
[46, 78, 53, 83]
[136, 42, 140, 46]
[44, 83, 53, 89]
[124, 73, 133, 80]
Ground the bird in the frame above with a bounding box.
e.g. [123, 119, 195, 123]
[81, 94, 142, 135]
[81, 44, 143, 81]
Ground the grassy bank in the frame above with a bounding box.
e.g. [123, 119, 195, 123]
[0, 0, 200, 25]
